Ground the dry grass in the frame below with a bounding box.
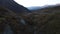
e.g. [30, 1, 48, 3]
[21, 12, 60, 34]
[0, 7, 30, 34]
[0, 6, 60, 34]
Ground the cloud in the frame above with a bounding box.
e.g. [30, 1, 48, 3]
[14, 0, 60, 7]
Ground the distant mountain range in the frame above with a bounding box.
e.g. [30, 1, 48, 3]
[27, 6, 42, 10]
[29, 5, 60, 14]
[27, 5, 60, 11]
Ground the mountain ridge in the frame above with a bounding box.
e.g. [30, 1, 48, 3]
[0, 0, 31, 14]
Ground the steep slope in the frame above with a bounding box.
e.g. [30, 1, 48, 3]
[0, 7, 33, 34]
[0, 0, 31, 14]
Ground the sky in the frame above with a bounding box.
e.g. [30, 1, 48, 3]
[14, 0, 60, 7]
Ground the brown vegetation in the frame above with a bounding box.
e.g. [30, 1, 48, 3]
[21, 6, 60, 34]
[0, 6, 60, 34]
[0, 7, 33, 34]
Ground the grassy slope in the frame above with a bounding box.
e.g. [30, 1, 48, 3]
[21, 5, 60, 34]
[0, 5, 60, 34]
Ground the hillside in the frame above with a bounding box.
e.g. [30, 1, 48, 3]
[21, 5, 60, 34]
[0, 0, 31, 14]
[0, 4, 60, 34]
[0, 7, 33, 34]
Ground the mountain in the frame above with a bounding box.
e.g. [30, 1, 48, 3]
[0, 0, 31, 14]
[30, 5, 60, 13]
[27, 6, 41, 10]
[27, 5, 59, 11]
